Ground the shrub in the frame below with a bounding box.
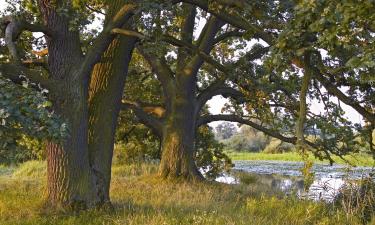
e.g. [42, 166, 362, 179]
[263, 138, 295, 153]
[224, 125, 270, 152]
[0, 135, 45, 165]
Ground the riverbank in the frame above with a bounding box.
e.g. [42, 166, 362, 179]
[0, 161, 364, 224]
[226, 151, 375, 167]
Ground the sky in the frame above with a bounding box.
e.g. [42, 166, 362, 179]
[0, 2, 364, 129]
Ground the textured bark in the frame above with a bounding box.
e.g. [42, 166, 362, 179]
[159, 107, 202, 179]
[131, 13, 224, 180]
[38, 0, 95, 208]
[88, 0, 136, 204]
[46, 80, 95, 208]
[159, 72, 203, 179]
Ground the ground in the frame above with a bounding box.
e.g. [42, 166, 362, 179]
[0, 161, 366, 225]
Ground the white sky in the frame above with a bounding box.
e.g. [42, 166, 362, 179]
[0, 3, 364, 128]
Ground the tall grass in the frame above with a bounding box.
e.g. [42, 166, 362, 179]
[0, 161, 368, 224]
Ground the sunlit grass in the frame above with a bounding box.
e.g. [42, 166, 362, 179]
[226, 151, 375, 167]
[0, 161, 367, 224]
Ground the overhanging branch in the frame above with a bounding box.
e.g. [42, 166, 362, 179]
[310, 52, 375, 125]
[197, 114, 296, 143]
[196, 80, 245, 114]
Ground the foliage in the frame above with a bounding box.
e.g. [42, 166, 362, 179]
[263, 138, 295, 153]
[267, 0, 375, 159]
[0, 76, 66, 164]
[223, 125, 270, 152]
[214, 122, 237, 140]
[195, 125, 233, 179]
[115, 126, 159, 166]
[0, 135, 45, 164]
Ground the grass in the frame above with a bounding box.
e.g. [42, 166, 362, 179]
[0, 161, 369, 224]
[226, 151, 375, 167]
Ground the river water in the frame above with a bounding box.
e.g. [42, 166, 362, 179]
[216, 160, 375, 201]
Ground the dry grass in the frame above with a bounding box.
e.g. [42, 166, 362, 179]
[0, 161, 367, 224]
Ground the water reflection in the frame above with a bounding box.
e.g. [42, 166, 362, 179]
[215, 160, 375, 201]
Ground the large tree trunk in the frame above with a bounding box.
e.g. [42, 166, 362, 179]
[87, 0, 136, 206]
[47, 82, 95, 209]
[159, 93, 203, 180]
[88, 36, 135, 205]
[38, 0, 96, 208]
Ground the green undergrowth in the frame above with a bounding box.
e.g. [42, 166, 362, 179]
[226, 151, 375, 167]
[0, 161, 369, 224]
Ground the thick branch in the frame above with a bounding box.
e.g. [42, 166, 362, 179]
[114, 28, 229, 75]
[234, 46, 270, 66]
[78, 3, 138, 80]
[121, 100, 163, 137]
[1, 16, 52, 63]
[177, 5, 196, 72]
[176, 0, 274, 44]
[22, 59, 48, 69]
[136, 46, 175, 100]
[1, 16, 53, 37]
[0, 63, 54, 89]
[184, 16, 225, 76]
[196, 81, 244, 114]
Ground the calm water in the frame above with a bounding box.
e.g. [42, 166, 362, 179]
[216, 160, 375, 201]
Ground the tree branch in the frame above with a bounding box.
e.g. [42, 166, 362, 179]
[184, 16, 225, 77]
[176, 0, 274, 44]
[196, 80, 244, 114]
[78, 3, 138, 81]
[136, 46, 176, 102]
[121, 100, 163, 137]
[1, 16, 52, 64]
[1, 16, 53, 37]
[177, 5, 196, 72]
[113, 28, 230, 75]
[213, 30, 245, 45]
[0, 63, 55, 89]
[197, 114, 296, 143]
[310, 52, 375, 125]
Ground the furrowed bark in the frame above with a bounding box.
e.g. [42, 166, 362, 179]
[88, 0, 137, 206]
[159, 95, 203, 180]
[37, 0, 98, 208]
[46, 85, 94, 208]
